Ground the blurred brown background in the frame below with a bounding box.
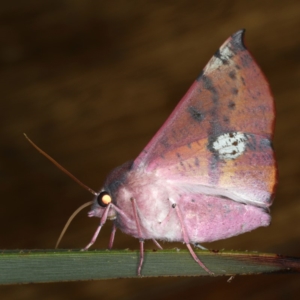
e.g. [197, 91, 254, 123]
[1, 1, 300, 299]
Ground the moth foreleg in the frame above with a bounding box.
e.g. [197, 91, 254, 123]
[82, 203, 111, 251]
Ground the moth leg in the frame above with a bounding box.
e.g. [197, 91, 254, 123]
[82, 204, 111, 251]
[111, 204, 132, 223]
[152, 238, 163, 250]
[172, 202, 214, 275]
[108, 223, 117, 250]
[138, 239, 145, 276]
[194, 243, 207, 250]
[185, 244, 213, 275]
[130, 197, 145, 276]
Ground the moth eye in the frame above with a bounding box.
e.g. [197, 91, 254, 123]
[97, 191, 112, 207]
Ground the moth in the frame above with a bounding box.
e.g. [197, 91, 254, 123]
[26, 29, 276, 276]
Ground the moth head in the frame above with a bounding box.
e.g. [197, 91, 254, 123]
[88, 160, 133, 220]
[88, 189, 116, 220]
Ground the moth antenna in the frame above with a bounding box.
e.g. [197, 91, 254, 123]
[23, 133, 98, 196]
[55, 200, 93, 249]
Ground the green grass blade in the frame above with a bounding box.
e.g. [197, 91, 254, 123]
[0, 249, 299, 284]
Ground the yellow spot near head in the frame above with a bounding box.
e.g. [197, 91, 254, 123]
[102, 194, 112, 205]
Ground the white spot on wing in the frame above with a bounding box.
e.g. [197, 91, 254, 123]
[213, 132, 247, 160]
